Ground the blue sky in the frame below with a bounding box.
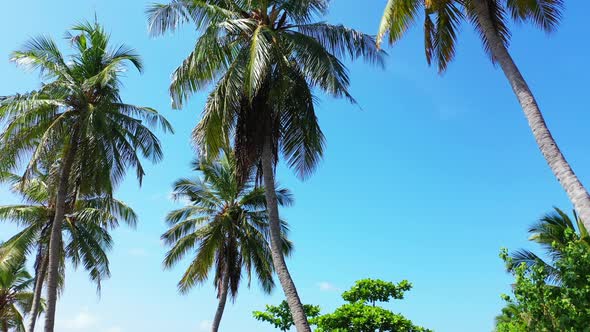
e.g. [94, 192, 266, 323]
[1, 1, 590, 331]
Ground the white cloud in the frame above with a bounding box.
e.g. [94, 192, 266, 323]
[59, 308, 97, 329]
[317, 281, 338, 292]
[198, 320, 211, 331]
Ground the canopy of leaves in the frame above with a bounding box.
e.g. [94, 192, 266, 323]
[147, 0, 384, 181]
[252, 300, 321, 331]
[496, 209, 590, 331]
[0, 168, 137, 293]
[341, 278, 412, 305]
[0, 20, 171, 195]
[0, 258, 34, 332]
[315, 279, 431, 332]
[316, 302, 430, 332]
[508, 207, 589, 284]
[162, 152, 293, 296]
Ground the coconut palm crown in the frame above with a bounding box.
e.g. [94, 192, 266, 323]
[147, 0, 385, 179]
[162, 152, 293, 331]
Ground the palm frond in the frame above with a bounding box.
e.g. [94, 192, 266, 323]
[431, 0, 463, 72]
[506, 0, 563, 32]
[162, 153, 292, 296]
[377, 0, 422, 48]
[297, 23, 385, 66]
[10, 36, 73, 81]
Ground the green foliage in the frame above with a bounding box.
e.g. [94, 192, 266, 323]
[0, 258, 35, 332]
[342, 278, 412, 305]
[0, 20, 171, 195]
[148, 0, 384, 180]
[496, 209, 590, 331]
[509, 208, 589, 284]
[0, 168, 137, 293]
[162, 152, 293, 295]
[317, 302, 430, 332]
[0, 21, 169, 326]
[315, 279, 431, 332]
[253, 280, 429, 332]
[252, 300, 321, 331]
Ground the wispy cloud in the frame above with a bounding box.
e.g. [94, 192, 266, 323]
[317, 281, 339, 292]
[198, 320, 211, 331]
[58, 308, 97, 330]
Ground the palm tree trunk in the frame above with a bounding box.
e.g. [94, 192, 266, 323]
[28, 254, 48, 332]
[472, 0, 590, 231]
[2, 321, 8, 332]
[44, 127, 81, 332]
[261, 137, 311, 332]
[211, 276, 229, 332]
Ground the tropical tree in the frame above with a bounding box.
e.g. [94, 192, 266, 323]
[494, 302, 528, 332]
[253, 300, 321, 331]
[0, 166, 137, 332]
[496, 208, 590, 331]
[509, 207, 590, 284]
[377, 1, 590, 232]
[147, 2, 383, 330]
[0, 259, 35, 332]
[162, 152, 293, 332]
[0, 21, 171, 332]
[315, 279, 431, 332]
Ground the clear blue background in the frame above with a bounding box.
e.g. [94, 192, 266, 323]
[1, 1, 589, 331]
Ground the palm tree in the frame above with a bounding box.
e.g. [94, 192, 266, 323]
[0, 21, 172, 332]
[162, 152, 293, 332]
[147, 2, 382, 330]
[0, 259, 35, 332]
[0, 167, 137, 332]
[377, 1, 590, 232]
[509, 207, 590, 284]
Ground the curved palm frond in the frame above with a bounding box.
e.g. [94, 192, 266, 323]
[162, 152, 292, 297]
[0, 259, 34, 331]
[0, 166, 138, 295]
[378, 0, 559, 70]
[377, 0, 422, 48]
[509, 208, 588, 285]
[506, 0, 564, 32]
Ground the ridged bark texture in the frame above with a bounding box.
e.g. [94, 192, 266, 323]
[211, 276, 229, 332]
[261, 137, 311, 332]
[44, 126, 80, 332]
[28, 253, 48, 332]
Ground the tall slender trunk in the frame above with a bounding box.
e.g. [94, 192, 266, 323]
[28, 253, 48, 332]
[261, 137, 311, 332]
[2, 321, 7, 332]
[472, 0, 590, 230]
[211, 275, 229, 332]
[44, 126, 81, 332]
